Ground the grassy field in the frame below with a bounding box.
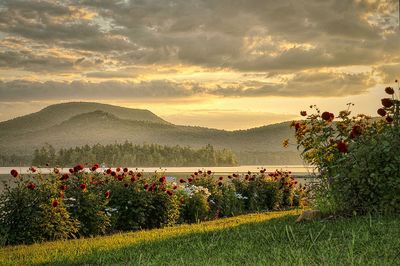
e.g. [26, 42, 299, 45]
[1, 209, 399, 266]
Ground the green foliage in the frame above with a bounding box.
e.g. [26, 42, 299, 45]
[293, 85, 400, 214]
[328, 127, 400, 214]
[248, 179, 282, 211]
[63, 181, 111, 237]
[181, 192, 210, 223]
[146, 191, 180, 228]
[219, 185, 245, 217]
[0, 176, 79, 245]
[106, 182, 150, 231]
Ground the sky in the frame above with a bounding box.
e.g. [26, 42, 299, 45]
[0, 0, 399, 130]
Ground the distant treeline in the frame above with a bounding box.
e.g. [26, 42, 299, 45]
[0, 154, 33, 167]
[31, 143, 238, 167]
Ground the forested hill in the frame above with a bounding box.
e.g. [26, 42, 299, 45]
[32, 143, 237, 167]
[0, 102, 302, 166]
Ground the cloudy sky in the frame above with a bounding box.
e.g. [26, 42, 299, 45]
[0, 0, 399, 130]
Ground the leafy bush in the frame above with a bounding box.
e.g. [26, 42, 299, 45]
[61, 169, 110, 236]
[248, 178, 282, 211]
[0, 174, 79, 245]
[181, 190, 210, 223]
[219, 184, 245, 217]
[292, 83, 400, 214]
[0, 165, 306, 246]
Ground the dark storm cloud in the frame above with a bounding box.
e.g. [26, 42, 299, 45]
[0, 0, 397, 71]
[0, 50, 75, 72]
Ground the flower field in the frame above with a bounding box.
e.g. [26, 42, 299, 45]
[0, 165, 306, 246]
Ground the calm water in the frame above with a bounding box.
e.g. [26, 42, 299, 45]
[0, 165, 315, 176]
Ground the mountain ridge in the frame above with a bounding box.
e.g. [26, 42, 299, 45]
[0, 102, 302, 165]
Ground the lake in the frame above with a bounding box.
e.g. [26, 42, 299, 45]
[0, 165, 315, 176]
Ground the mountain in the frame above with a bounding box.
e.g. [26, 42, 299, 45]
[0, 102, 168, 137]
[0, 102, 301, 165]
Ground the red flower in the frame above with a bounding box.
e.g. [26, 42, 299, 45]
[188, 177, 193, 183]
[350, 125, 362, 139]
[173, 185, 178, 190]
[179, 178, 186, 183]
[123, 167, 128, 173]
[386, 116, 393, 123]
[116, 167, 121, 172]
[144, 184, 149, 190]
[381, 98, 394, 108]
[128, 170, 134, 175]
[105, 191, 110, 199]
[294, 122, 301, 131]
[377, 108, 387, 117]
[106, 168, 112, 175]
[69, 168, 74, 174]
[80, 183, 87, 190]
[117, 175, 124, 181]
[159, 176, 166, 183]
[75, 164, 84, 171]
[218, 176, 223, 180]
[91, 166, 97, 171]
[111, 171, 116, 177]
[131, 176, 136, 182]
[207, 170, 212, 175]
[245, 174, 249, 180]
[385, 87, 395, 95]
[137, 173, 142, 178]
[59, 185, 67, 191]
[198, 170, 203, 174]
[52, 200, 59, 208]
[228, 175, 232, 179]
[53, 168, 60, 174]
[218, 181, 223, 186]
[337, 140, 348, 153]
[10, 169, 18, 177]
[194, 172, 198, 176]
[29, 167, 37, 173]
[61, 173, 69, 181]
[166, 190, 173, 196]
[321, 112, 334, 122]
[27, 183, 36, 190]
[300, 111, 307, 116]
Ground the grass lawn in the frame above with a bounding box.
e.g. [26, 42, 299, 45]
[0, 209, 399, 265]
